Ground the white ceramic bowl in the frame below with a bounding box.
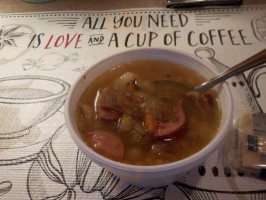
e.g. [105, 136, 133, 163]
[65, 48, 233, 188]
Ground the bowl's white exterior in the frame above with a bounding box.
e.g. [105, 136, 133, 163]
[65, 48, 233, 188]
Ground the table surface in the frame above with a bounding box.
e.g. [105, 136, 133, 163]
[0, 0, 265, 13]
[0, 1, 266, 200]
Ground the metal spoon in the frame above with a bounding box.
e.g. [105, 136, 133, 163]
[195, 49, 266, 93]
[152, 49, 266, 97]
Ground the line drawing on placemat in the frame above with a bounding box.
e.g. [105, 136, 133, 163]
[0, 25, 27, 50]
[37, 17, 80, 29]
[0, 24, 34, 65]
[195, 47, 263, 113]
[22, 52, 79, 71]
[0, 181, 12, 197]
[0, 76, 69, 165]
[174, 181, 266, 200]
[246, 65, 266, 98]
[27, 124, 166, 200]
[252, 14, 266, 43]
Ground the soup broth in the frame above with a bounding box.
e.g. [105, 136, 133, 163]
[76, 60, 221, 165]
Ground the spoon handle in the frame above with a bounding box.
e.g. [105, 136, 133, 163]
[195, 49, 266, 93]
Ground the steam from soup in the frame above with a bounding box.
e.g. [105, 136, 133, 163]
[76, 60, 221, 165]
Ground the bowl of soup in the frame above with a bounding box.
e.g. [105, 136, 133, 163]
[65, 48, 233, 188]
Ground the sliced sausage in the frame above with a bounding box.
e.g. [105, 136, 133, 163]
[154, 99, 186, 138]
[200, 94, 214, 110]
[97, 106, 121, 121]
[84, 131, 125, 161]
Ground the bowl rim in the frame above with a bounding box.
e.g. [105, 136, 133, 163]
[65, 47, 233, 174]
[0, 75, 70, 104]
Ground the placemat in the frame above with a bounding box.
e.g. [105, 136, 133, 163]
[0, 5, 265, 199]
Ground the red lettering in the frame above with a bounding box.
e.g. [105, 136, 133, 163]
[55, 35, 64, 47]
[75, 34, 83, 48]
[44, 35, 54, 49]
[65, 33, 77, 48]
[44, 34, 83, 49]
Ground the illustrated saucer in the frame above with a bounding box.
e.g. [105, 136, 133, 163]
[0, 111, 65, 165]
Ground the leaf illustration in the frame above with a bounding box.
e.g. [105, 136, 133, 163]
[0, 26, 4, 36]
[3, 39, 16, 47]
[0, 25, 26, 50]
[3, 26, 20, 36]
[8, 32, 27, 38]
